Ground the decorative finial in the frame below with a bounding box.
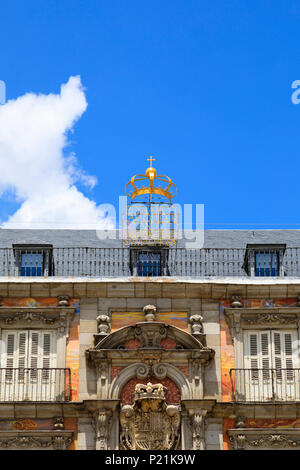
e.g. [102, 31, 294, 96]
[143, 304, 157, 322]
[147, 156, 156, 168]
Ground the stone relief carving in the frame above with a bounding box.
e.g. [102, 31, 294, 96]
[0, 307, 75, 334]
[134, 360, 168, 380]
[2, 312, 57, 325]
[143, 305, 157, 322]
[0, 434, 73, 450]
[225, 309, 300, 336]
[120, 382, 180, 450]
[244, 313, 298, 325]
[92, 409, 112, 450]
[134, 323, 167, 348]
[52, 435, 73, 450]
[189, 409, 207, 450]
[228, 430, 300, 450]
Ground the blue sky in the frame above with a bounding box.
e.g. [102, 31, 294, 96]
[1, 0, 300, 229]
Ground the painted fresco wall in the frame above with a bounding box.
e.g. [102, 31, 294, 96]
[220, 297, 300, 450]
[0, 297, 80, 449]
[111, 311, 188, 332]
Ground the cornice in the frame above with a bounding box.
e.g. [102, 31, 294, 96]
[224, 307, 300, 333]
[0, 306, 76, 331]
[224, 307, 300, 314]
[228, 428, 300, 450]
[0, 430, 74, 449]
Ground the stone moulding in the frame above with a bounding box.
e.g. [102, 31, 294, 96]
[0, 431, 74, 450]
[224, 307, 300, 334]
[228, 428, 300, 450]
[90, 322, 212, 352]
[109, 362, 193, 401]
[86, 321, 215, 402]
[0, 306, 76, 333]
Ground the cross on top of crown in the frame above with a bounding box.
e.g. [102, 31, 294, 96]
[147, 156, 156, 168]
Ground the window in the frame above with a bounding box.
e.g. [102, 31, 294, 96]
[13, 245, 53, 276]
[0, 330, 57, 401]
[244, 244, 286, 277]
[20, 252, 43, 276]
[130, 248, 169, 276]
[255, 251, 279, 276]
[243, 330, 299, 400]
[138, 251, 161, 276]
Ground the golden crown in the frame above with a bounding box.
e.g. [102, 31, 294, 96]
[125, 157, 177, 203]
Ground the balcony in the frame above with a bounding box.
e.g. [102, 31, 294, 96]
[0, 246, 300, 277]
[230, 368, 300, 402]
[0, 368, 71, 402]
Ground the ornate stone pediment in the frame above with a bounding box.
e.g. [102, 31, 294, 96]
[92, 322, 210, 351]
[120, 382, 180, 450]
[228, 428, 300, 450]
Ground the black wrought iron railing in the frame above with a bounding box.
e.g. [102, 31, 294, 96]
[0, 368, 71, 402]
[1, 247, 300, 277]
[230, 368, 300, 402]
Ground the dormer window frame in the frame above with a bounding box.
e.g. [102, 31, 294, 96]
[129, 246, 170, 277]
[243, 244, 286, 277]
[13, 244, 53, 277]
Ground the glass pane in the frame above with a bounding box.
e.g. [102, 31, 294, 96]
[255, 252, 279, 276]
[138, 252, 161, 276]
[21, 252, 43, 276]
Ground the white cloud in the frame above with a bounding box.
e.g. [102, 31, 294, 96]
[0, 76, 114, 229]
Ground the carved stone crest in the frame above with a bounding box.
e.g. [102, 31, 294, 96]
[120, 382, 180, 450]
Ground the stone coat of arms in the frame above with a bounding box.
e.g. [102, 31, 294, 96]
[120, 382, 180, 450]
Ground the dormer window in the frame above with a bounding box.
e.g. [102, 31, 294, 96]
[130, 247, 169, 276]
[255, 251, 279, 277]
[13, 245, 53, 276]
[138, 251, 162, 276]
[243, 244, 286, 277]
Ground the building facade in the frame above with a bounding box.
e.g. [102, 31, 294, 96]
[1, 163, 300, 450]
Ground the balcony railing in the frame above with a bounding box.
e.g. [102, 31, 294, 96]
[230, 368, 300, 402]
[1, 247, 300, 277]
[0, 368, 71, 402]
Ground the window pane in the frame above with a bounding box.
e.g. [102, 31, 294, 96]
[255, 252, 279, 276]
[21, 252, 43, 276]
[138, 252, 161, 276]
